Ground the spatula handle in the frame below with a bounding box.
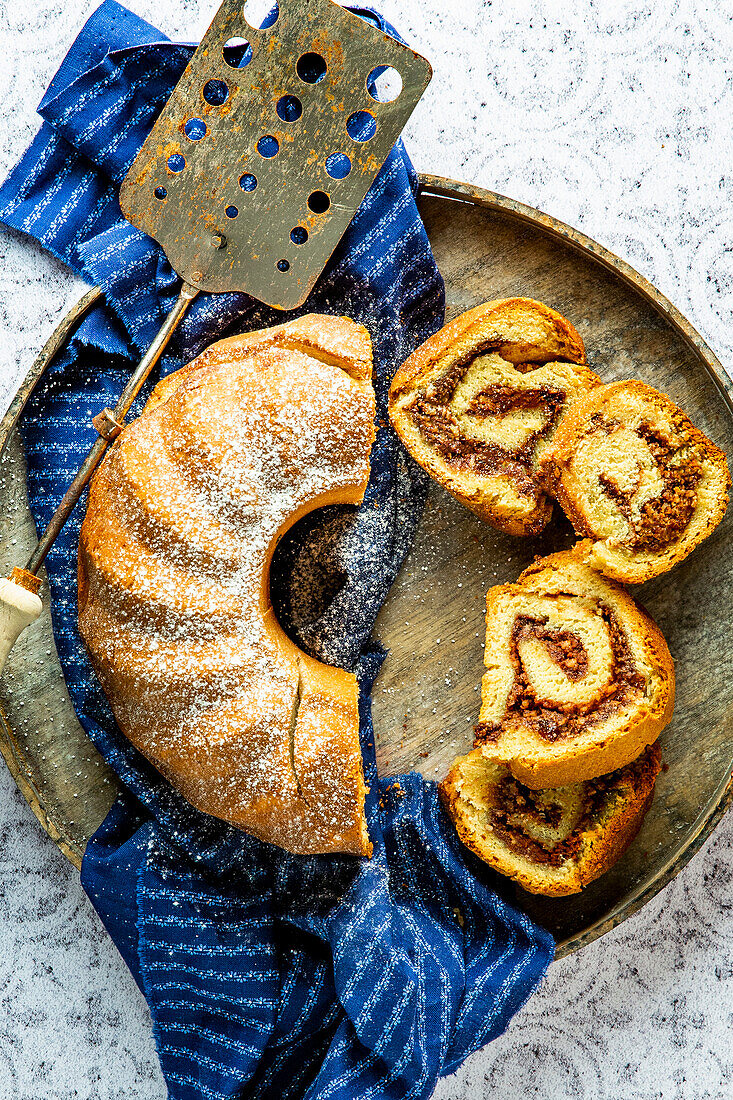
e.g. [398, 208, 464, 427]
[0, 282, 199, 679]
[25, 283, 199, 576]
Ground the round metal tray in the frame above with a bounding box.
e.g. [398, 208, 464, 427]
[1, 176, 731, 958]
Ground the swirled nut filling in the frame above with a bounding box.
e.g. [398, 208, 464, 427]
[597, 421, 703, 550]
[475, 607, 645, 744]
[407, 355, 566, 499]
[488, 773, 611, 866]
[513, 618, 590, 682]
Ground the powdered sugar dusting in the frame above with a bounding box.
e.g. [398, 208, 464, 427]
[78, 317, 376, 853]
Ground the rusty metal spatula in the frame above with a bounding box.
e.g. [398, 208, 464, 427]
[0, 0, 431, 670]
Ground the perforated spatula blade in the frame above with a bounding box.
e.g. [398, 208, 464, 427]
[120, 0, 432, 309]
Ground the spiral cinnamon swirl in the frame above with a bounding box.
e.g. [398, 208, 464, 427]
[389, 298, 599, 536]
[440, 743, 661, 896]
[475, 547, 674, 788]
[544, 380, 730, 583]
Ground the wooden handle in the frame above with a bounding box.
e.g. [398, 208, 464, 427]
[0, 575, 43, 676]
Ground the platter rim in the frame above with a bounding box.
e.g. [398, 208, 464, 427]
[1, 175, 730, 961]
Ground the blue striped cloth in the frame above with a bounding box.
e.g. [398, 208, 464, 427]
[0, 4, 554, 1097]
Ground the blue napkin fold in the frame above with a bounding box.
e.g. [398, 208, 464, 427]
[0, 3, 554, 1097]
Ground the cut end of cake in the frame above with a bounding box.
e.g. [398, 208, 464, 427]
[473, 546, 675, 789]
[544, 379, 731, 583]
[440, 741, 662, 896]
[388, 298, 597, 537]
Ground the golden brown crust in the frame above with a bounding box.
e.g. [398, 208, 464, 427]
[147, 314, 373, 414]
[474, 545, 675, 789]
[440, 742, 661, 896]
[544, 379, 731, 583]
[388, 298, 595, 536]
[390, 297, 587, 399]
[78, 315, 376, 857]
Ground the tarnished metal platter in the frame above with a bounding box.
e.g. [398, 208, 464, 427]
[1, 177, 731, 958]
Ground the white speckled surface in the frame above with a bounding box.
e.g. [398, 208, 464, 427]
[1, 1, 732, 1097]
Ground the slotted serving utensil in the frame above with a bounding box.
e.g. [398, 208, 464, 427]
[0, 0, 432, 670]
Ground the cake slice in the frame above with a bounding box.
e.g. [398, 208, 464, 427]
[440, 743, 661, 896]
[543, 379, 730, 583]
[389, 298, 599, 536]
[474, 546, 674, 789]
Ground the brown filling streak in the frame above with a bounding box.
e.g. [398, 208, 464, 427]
[407, 357, 566, 499]
[475, 605, 645, 744]
[489, 773, 613, 867]
[513, 618, 590, 682]
[596, 420, 703, 551]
